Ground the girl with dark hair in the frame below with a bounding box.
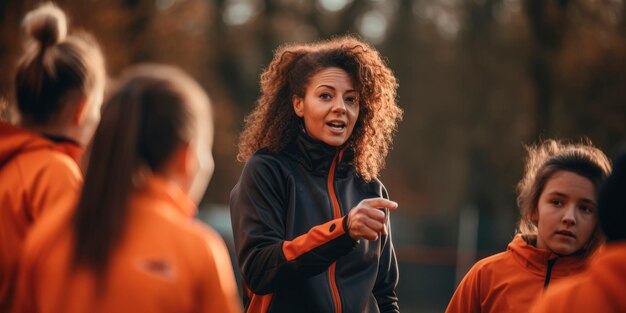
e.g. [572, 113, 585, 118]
[0, 3, 105, 310]
[11, 65, 242, 313]
[230, 36, 403, 313]
[446, 139, 611, 313]
[530, 151, 626, 313]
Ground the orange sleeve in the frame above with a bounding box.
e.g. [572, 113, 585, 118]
[197, 228, 243, 313]
[445, 264, 482, 313]
[281, 218, 346, 261]
[29, 155, 82, 220]
[10, 229, 41, 313]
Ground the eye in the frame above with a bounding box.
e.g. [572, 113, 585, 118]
[319, 93, 332, 100]
[550, 199, 563, 207]
[579, 205, 594, 214]
[345, 96, 358, 104]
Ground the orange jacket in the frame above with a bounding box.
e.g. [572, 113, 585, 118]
[0, 122, 83, 311]
[445, 234, 587, 313]
[11, 175, 243, 313]
[529, 241, 626, 313]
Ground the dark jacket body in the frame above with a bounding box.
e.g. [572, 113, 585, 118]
[230, 132, 399, 313]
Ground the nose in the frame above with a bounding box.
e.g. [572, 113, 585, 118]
[331, 97, 347, 114]
[561, 204, 577, 226]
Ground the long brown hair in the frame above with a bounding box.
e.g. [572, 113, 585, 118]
[15, 2, 105, 125]
[72, 64, 211, 275]
[516, 139, 612, 254]
[237, 35, 402, 181]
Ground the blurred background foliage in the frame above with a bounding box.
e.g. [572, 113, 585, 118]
[2, 0, 626, 311]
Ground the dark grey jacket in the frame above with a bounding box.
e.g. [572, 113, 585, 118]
[230, 132, 399, 313]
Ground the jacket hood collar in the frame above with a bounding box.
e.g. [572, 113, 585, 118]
[287, 131, 354, 176]
[508, 234, 586, 277]
[139, 174, 197, 217]
[0, 122, 82, 167]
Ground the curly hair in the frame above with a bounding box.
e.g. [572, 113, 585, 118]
[516, 139, 611, 254]
[237, 36, 402, 181]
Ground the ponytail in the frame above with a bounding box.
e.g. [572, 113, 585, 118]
[72, 65, 211, 276]
[72, 80, 144, 275]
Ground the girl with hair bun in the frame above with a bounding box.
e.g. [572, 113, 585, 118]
[0, 3, 105, 310]
[446, 139, 611, 313]
[12, 64, 242, 313]
[230, 36, 403, 313]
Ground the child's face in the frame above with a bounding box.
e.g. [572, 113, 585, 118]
[535, 170, 597, 255]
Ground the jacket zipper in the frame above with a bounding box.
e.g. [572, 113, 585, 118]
[543, 258, 557, 288]
[327, 149, 345, 313]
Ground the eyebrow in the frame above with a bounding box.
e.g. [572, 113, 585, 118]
[316, 84, 357, 93]
[547, 191, 596, 205]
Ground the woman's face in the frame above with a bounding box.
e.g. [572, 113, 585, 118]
[292, 67, 359, 147]
[535, 170, 598, 255]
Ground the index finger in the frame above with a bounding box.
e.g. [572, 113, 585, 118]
[362, 198, 398, 211]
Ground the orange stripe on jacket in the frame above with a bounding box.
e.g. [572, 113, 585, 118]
[282, 218, 345, 261]
[245, 286, 273, 313]
[326, 149, 344, 313]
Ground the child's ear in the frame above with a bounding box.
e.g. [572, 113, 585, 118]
[293, 96, 304, 118]
[172, 143, 195, 177]
[72, 96, 89, 125]
[531, 208, 539, 224]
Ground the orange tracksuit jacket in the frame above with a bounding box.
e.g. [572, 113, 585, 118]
[445, 234, 587, 313]
[529, 241, 626, 313]
[0, 122, 83, 311]
[11, 175, 243, 313]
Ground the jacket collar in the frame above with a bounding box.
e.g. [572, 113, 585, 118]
[43, 133, 83, 162]
[285, 131, 355, 177]
[508, 234, 587, 278]
[137, 175, 197, 218]
[0, 122, 82, 166]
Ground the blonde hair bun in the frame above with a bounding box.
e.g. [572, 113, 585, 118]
[23, 2, 67, 47]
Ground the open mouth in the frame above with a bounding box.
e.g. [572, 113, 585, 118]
[327, 121, 346, 130]
[555, 230, 576, 239]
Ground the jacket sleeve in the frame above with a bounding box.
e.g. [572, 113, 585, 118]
[372, 211, 399, 313]
[372, 183, 399, 313]
[229, 154, 357, 295]
[10, 225, 44, 313]
[29, 155, 82, 220]
[445, 263, 482, 313]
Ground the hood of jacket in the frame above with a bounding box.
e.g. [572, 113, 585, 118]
[507, 234, 587, 278]
[0, 122, 82, 168]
